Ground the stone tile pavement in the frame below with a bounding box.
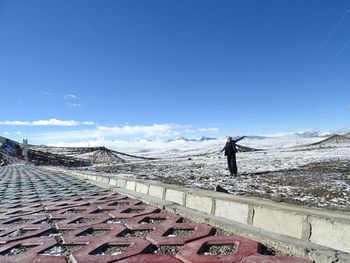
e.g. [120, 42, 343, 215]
[0, 165, 310, 263]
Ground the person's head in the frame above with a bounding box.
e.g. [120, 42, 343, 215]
[227, 136, 232, 142]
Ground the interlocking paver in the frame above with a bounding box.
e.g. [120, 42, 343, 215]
[96, 198, 141, 210]
[0, 215, 48, 226]
[108, 204, 161, 218]
[69, 237, 151, 262]
[176, 236, 260, 263]
[126, 211, 183, 229]
[0, 165, 311, 263]
[0, 225, 53, 244]
[147, 223, 215, 245]
[54, 213, 111, 229]
[0, 237, 66, 263]
[119, 254, 183, 262]
[60, 224, 126, 243]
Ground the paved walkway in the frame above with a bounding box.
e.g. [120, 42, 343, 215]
[0, 165, 310, 263]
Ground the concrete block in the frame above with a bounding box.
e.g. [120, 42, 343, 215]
[149, 185, 165, 199]
[125, 180, 136, 191]
[136, 182, 149, 194]
[253, 206, 308, 239]
[165, 189, 185, 205]
[102, 177, 110, 184]
[117, 178, 127, 188]
[109, 179, 117, 186]
[186, 194, 213, 214]
[309, 216, 350, 253]
[215, 199, 249, 224]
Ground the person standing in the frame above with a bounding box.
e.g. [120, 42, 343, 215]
[222, 136, 246, 176]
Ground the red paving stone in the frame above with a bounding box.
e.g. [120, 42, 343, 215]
[0, 237, 66, 263]
[60, 224, 126, 243]
[0, 166, 312, 263]
[119, 254, 183, 263]
[0, 224, 53, 244]
[108, 204, 161, 218]
[147, 223, 215, 245]
[176, 236, 260, 263]
[125, 212, 183, 230]
[69, 237, 151, 262]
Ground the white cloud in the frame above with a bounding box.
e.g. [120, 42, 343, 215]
[15, 131, 22, 135]
[27, 124, 185, 143]
[96, 124, 176, 137]
[19, 123, 222, 149]
[262, 132, 296, 137]
[0, 121, 31, 126]
[3, 131, 10, 135]
[0, 119, 93, 127]
[83, 121, 95, 125]
[49, 137, 225, 156]
[65, 102, 81, 107]
[185, 127, 219, 134]
[63, 94, 78, 100]
[32, 119, 79, 126]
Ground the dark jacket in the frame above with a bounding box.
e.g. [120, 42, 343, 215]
[222, 136, 245, 156]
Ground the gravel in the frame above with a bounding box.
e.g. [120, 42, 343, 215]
[120, 229, 151, 238]
[40, 245, 83, 256]
[148, 245, 183, 255]
[201, 244, 236, 255]
[167, 229, 194, 237]
[91, 244, 130, 255]
[0, 245, 37, 255]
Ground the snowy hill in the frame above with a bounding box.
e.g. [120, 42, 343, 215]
[0, 136, 21, 164]
[296, 130, 335, 138]
[308, 134, 350, 147]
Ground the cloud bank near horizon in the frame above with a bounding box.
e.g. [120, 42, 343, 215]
[0, 119, 94, 127]
[1, 120, 220, 148]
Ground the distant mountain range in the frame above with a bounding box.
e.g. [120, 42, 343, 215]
[296, 130, 336, 138]
[164, 131, 337, 142]
[166, 136, 218, 142]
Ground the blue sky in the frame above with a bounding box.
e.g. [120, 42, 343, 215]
[1, 0, 350, 145]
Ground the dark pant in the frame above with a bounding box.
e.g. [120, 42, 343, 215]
[227, 155, 237, 176]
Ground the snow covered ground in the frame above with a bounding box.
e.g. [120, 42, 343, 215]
[91, 136, 350, 211]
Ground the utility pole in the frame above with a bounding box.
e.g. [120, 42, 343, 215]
[23, 139, 29, 164]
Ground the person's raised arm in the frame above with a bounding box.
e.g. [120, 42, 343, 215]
[234, 136, 246, 143]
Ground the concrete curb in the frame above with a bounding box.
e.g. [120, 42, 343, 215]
[44, 167, 350, 263]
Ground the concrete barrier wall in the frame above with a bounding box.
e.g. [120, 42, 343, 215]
[309, 216, 350, 253]
[214, 199, 250, 224]
[68, 170, 350, 254]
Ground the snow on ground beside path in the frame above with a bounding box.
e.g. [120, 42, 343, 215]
[92, 137, 350, 211]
